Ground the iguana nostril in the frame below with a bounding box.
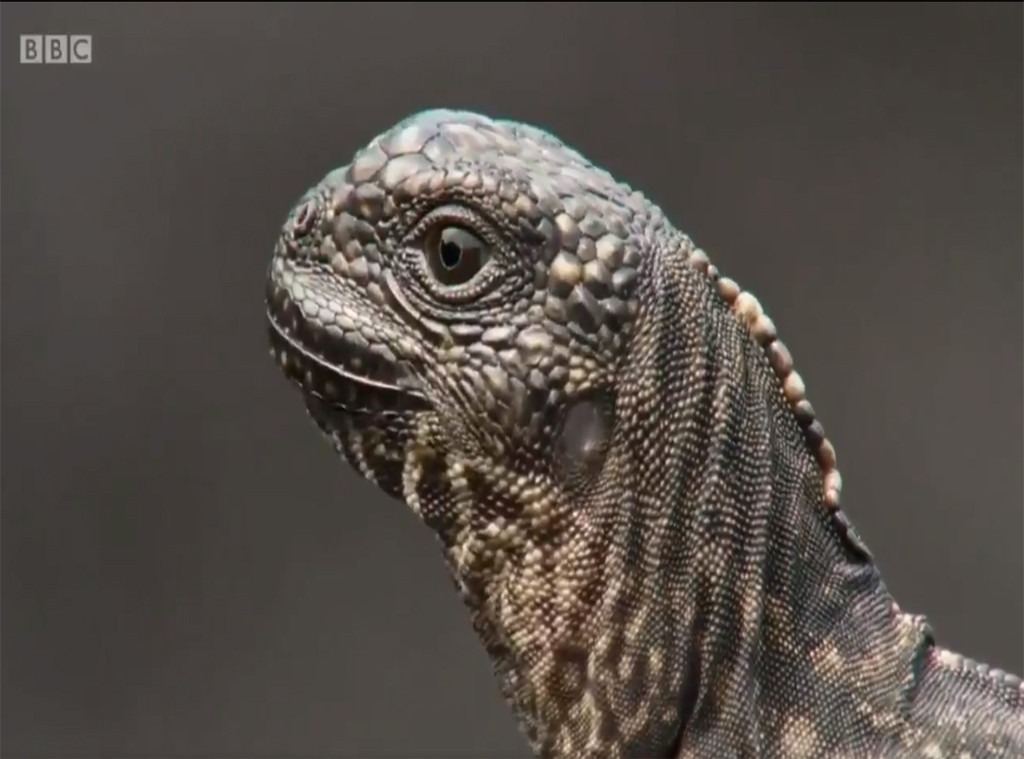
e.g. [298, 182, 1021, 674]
[291, 199, 317, 238]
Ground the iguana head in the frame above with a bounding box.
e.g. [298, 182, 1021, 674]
[266, 110, 849, 758]
[265, 110, 655, 579]
[266, 110, 641, 511]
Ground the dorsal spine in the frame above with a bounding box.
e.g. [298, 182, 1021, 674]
[684, 245, 843, 511]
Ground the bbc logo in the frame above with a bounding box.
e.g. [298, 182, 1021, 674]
[20, 35, 92, 64]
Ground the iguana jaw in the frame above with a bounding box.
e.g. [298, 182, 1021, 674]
[265, 214, 435, 499]
[265, 300, 428, 415]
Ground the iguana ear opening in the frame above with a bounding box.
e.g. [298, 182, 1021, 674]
[554, 389, 617, 496]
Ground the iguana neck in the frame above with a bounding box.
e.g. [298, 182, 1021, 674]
[672, 438, 929, 758]
[612, 248, 930, 758]
[417, 246, 930, 759]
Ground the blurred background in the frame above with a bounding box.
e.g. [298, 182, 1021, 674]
[2, 3, 1021, 757]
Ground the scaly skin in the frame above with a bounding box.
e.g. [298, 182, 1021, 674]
[265, 110, 1024, 759]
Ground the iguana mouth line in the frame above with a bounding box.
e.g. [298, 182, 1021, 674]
[265, 309, 429, 412]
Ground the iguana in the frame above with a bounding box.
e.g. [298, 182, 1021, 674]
[264, 109, 1024, 759]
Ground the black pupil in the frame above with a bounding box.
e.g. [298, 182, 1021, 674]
[427, 225, 488, 287]
[440, 238, 463, 269]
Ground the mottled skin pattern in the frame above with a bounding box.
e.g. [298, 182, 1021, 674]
[265, 110, 1024, 758]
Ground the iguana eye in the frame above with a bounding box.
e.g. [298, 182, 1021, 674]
[424, 225, 491, 287]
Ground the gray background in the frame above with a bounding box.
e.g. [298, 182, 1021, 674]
[2, 3, 1021, 757]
